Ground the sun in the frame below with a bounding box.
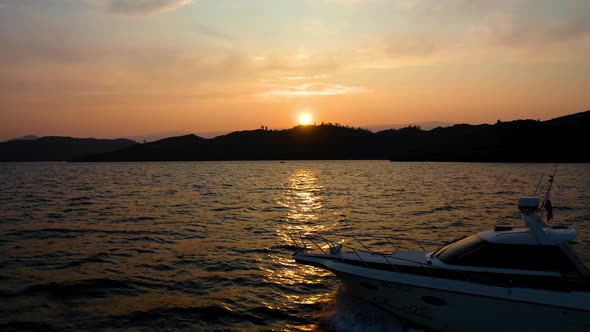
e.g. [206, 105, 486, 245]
[298, 113, 313, 126]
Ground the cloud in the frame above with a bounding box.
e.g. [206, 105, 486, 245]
[355, 1, 590, 66]
[283, 74, 328, 81]
[474, 12, 590, 49]
[257, 83, 367, 98]
[193, 23, 234, 43]
[324, 0, 382, 6]
[251, 51, 341, 73]
[104, 0, 193, 15]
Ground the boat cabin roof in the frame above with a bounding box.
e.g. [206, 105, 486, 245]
[433, 232, 580, 273]
[478, 226, 578, 245]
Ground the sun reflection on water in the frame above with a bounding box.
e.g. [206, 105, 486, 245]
[275, 168, 340, 252]
[282, 169, 323, 222]
[263, 168, 340, 329]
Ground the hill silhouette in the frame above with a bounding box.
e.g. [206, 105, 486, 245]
[0, 137, 136, 162]
[6, 135, 39, 142]
[72, 110, 590, 162]
[381, 111, 590, 162]
[73, 125, 378, 161]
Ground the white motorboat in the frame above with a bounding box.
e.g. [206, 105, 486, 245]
[292, 176, 590, 332]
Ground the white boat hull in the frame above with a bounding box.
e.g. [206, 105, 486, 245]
[338, 272, 590, 332]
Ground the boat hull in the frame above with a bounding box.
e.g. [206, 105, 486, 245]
[338, 272, 590, 332]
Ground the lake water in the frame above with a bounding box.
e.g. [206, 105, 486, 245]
[1, 161, 589, 331]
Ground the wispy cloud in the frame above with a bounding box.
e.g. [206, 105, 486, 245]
[104, 0, 193, 15]
[324, 0, 382, 7]
[345, 1, 590, 68]
[282, 74, 328, 81]
[258, 83, 367, 98]
[193, 23, 234, 43]
[471, 12, 590, 49]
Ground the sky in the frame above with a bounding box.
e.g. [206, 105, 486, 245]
[1, 0, 589, 140]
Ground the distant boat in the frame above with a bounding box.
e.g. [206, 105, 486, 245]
[292, 175, 590, 332]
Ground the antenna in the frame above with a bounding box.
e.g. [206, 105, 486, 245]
[533, 172, 544, 197]
[539, 165, 558, 222]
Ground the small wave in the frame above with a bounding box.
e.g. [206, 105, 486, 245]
[259, 281, 331, 295]
[0, 321, 58, 332]
[5, 228, 202, 241]
[261, 206, 289, 212]
[134, 236, 176, 244]
[318, 288, 424, 332]
[23, 197, 52, 203]
[270, 244, 300, 251]
[112, 304, 273, 328]
[555, 206, 575, 211]
[134, 248, 156, 254]
[247, 306, 309, 323]
[432, 205, 465, 212]
[68, 195, 93, 201]
[160, 189, 177, 196]
[136, 263, 174, 271]
[117, 216, 156, 223]
[14, 278, 136, 299]
[203, 260, 258, 273]
[56, 254, 116, 269]
[410, 210, 432, 216]
[210, 206, 241, 212]
[75, 186, 94, 191]
[67, 201, 94, 207]
[63, 207, 89, 213]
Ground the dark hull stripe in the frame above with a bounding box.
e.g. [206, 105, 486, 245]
[296, 255, 590, 292]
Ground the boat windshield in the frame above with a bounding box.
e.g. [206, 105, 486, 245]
[435, 234, 576, 272]
[434, 235, 487, 262]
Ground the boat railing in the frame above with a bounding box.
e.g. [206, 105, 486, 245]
[290, 231, 433, 256]
[289, 231, 512, 288]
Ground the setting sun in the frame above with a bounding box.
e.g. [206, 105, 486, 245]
[298, 113, 313, 126]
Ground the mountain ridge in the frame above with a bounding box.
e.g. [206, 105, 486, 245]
[2, 110, 588, 162]
[0, 137, 136, 162]
[73, 110, 590, 163]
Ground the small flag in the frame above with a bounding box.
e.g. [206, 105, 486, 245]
[544, 198, 553, 222]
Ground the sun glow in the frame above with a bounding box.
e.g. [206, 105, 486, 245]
[298, 113, 313, 126]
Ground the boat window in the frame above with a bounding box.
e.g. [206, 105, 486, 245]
[443, 242, 575, 272]
[435, 235, 487, 263]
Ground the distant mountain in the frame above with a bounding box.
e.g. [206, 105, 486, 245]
[5, 135, 39, 142]
[365, 121, 454, 132]
[73, 127, 376, 161]
[128, 124, 453, 142]
[196, 131, 231, 139]
[4, 110, 589, 162]
[125, 131, 192, 143]
[0, 137, 136, 162]
[123, 130, 230, 142]
[81, 134, 206, 162]
[380, 110, 590, 162]
[73, 110, 590, 162]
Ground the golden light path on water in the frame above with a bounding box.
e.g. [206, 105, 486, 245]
[264, 168, 341, 330]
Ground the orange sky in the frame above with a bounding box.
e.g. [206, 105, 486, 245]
[1, 0, 589, 140]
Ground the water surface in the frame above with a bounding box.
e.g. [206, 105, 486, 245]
[1, 161, 589, 331]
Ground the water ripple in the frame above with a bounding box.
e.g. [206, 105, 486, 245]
[0, 161, 589, 331]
